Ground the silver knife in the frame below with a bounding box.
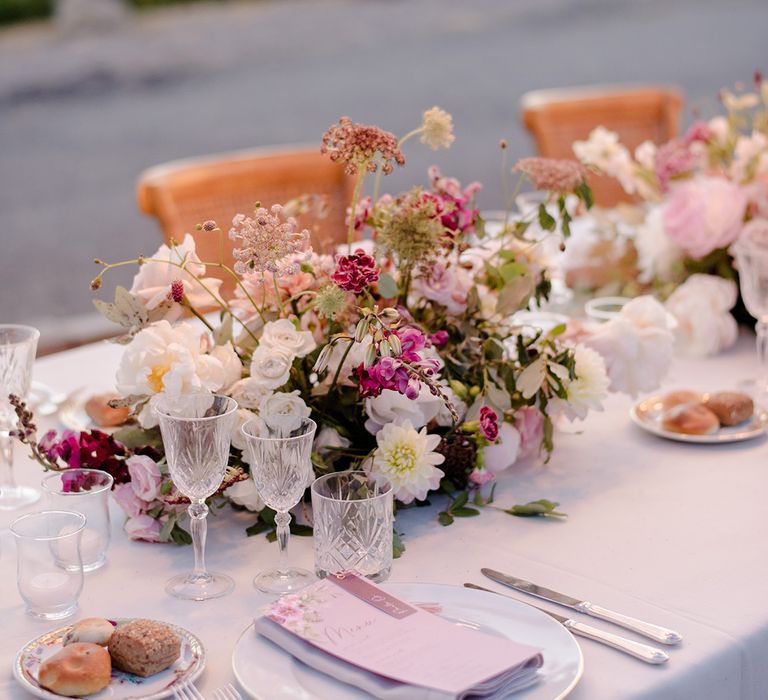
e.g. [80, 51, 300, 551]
[464, 583, 669, 664]
[481, 568, 682, 646]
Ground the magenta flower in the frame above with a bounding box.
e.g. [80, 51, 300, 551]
[346, 196, 374, 233]
[396, 326, 427, 362]
[429, 166, 482, 237]
[479, 406, 499, 443]
[332, 249, 380, 294]
[430, 330, 449, 349]
[683, 121, 713, 145]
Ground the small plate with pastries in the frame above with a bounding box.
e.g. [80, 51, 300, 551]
[59, 392, 133, 433]
[631, 390, 768, 443]
[14, 617, 204, 699]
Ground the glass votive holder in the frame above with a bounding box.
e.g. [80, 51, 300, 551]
[41, 469, 113, 572]
[311, 471, 393, 583]
[10, 510, 85, 620]
[584, 296, 632, 322]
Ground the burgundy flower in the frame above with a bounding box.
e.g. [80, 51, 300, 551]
[332, 249, 380, 294]
[430, 330, 449, 349]
[168, 279, 184, 303]
[479, 406, 499, 443]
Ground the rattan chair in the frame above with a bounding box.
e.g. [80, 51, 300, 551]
[521, 85, 684, 206]
[136, 146, 354, 295]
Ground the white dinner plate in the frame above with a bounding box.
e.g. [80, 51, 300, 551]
[232, 582, 583, 700]
[14, 618, 205, 700]
[631, 394, 768, 444]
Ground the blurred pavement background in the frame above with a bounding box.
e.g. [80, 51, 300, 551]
[1, 0, 766, 347]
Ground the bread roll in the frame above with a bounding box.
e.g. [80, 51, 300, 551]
[63, 617, 115, 647]
[38, 642, 111, 696]
[108, 619, 180, 677]
[85, 393, 130, 427]
[662, 404, 720, 435]
[705, 392, 754, 426]
[660, 390, 702, 411]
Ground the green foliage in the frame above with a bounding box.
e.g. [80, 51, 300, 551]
[0, 0, 51, 25]
[392, 531, 405, 559]
[438, 491, 480, 526]
[245, 505, 313, 541]
[504, 499, 566, 518]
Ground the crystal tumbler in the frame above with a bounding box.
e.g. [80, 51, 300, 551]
[11, 510, 85, 620]
[42, 469, 113, 572]
[311, 471, 393, 583]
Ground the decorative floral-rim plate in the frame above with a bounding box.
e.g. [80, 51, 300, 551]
[631, 394, 768, 443]
[14, 618, 205, 700]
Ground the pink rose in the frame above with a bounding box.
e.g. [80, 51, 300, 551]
[126, 454, 162, 502]
[663, 177, 748, 259]
[514, 407, 545, 459]
[411, 263, 473, 316]
[469, 469, 495, 486]
[124, 514, 163, 542]
[112, 482, 144, 518]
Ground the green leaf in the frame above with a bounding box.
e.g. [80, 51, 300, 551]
[290, 523, 313, 537]
[452, 507, 480, 518]
[392, 531, 406, 559]
[377, 272, 399, 298]
[452, 491, 469, 510]
[538, 204, 556, 231]
[160, 480, 173, 495]
[576, 181, 594, 209]
[259, 506, 276, 526]
[499, 261, 528, 283]
[245, 521, 272, 537]
[548, 323, 567, 337]
[266, 531, 277, 543]
[505, 499, 567, 518]
[159, 513, 176, 541]
[495, 275, 534, 316]
[438, 511, 455, 527]
[170, 524, 193, 545]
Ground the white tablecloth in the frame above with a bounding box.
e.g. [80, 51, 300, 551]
[1, 332, 766, 700]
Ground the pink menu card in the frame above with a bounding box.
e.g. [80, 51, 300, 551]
[258, 572, 542, 695]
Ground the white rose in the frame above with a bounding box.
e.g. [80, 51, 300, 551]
[484, 422, 521, 473]
[573, 126, 638, 194]
[259, 319, 317, 358]
[249, 345, 294, 390]
[197, 344, 243, 392]
[586, 296, 674, 396]
[665, 274, 738, 357]
[228, 377, 272, 409]
[364, 385, 444, 435]
[231, 408, 259, 451]
[314, 426, 351, 456]
[258, 390, 311, 433]
[129, 233, 223, 320]
[225, 478, 264, 511]
[635, 206, 684, 284]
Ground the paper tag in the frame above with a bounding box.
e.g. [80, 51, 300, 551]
[329, 571, 417, 619]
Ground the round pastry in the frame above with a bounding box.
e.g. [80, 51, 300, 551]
[38, 642, 111, 697]
[63, 617, 115, 647]
[662, 404, 720, 435]
[108, 619, 181, 678]
[85, 393, 130, 427]
[660, 390, 702, 411]
[704, 392, 754, 426]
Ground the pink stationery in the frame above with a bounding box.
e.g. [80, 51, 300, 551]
[255, 572, 543, 698]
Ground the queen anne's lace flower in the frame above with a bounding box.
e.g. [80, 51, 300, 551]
[229, 204, 310, 277]
[367, 420, 445, 503]
[321, 117, 405, 176]
[420, 106, 455, 150]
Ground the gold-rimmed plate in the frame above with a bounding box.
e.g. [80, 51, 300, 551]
[630, 394, 768, 443]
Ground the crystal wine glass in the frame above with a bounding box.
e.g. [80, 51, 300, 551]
[242, 417, 317, 595]
[155, 393, 237, 600]
[0, 325, 41, 510]
[733, 226, 768, 406]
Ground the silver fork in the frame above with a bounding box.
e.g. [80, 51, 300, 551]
[213, 684, 243, 700]
[174, 680, 206, 700]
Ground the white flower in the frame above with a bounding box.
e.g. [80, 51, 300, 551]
[730, 131, 768, 183]
[322, 336, 372, 389]
[707, 116, 731, 146]
[420, 106, 455, 150]
[364, 385, 444, 435]
[258, 390, 310, 433]
[573, 126, 638, 194]
[249, 345, 294, 390]
[554, 344, 610, 420]
[314, 426, 351, 456]
[225, 478, 264, 512]
[231, 408, 259, 450]
[484, 422, 521, 473]
[585, 296, 674, 396]
[634, 140, 657, 169]
[367, 421, 445, 504]
[228, 377, 272, 410]
[259, 319, 317, 358]
[129, 233, 223, 320]
[721, 90, 760, 112]
[635, 205, 684, 283]
[665, 274, 738, 357]
[197, 344, 242, 392]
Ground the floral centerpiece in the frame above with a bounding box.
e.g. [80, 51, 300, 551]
[12, 107, 665, 549]
[566, 75, 768, 354]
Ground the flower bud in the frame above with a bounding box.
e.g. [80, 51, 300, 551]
[363, 342, 377, 369]
[387, 333, 402, 356]
[378, 307, 400, 325]
[379, 339, 392, 357]
[313, 344, 333, 373]
[354, 318, 370, 343]
[89, 276, 102, 291]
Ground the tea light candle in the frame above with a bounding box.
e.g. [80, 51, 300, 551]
[79, 529, 104, 562]
[27, 572, 72, 608]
